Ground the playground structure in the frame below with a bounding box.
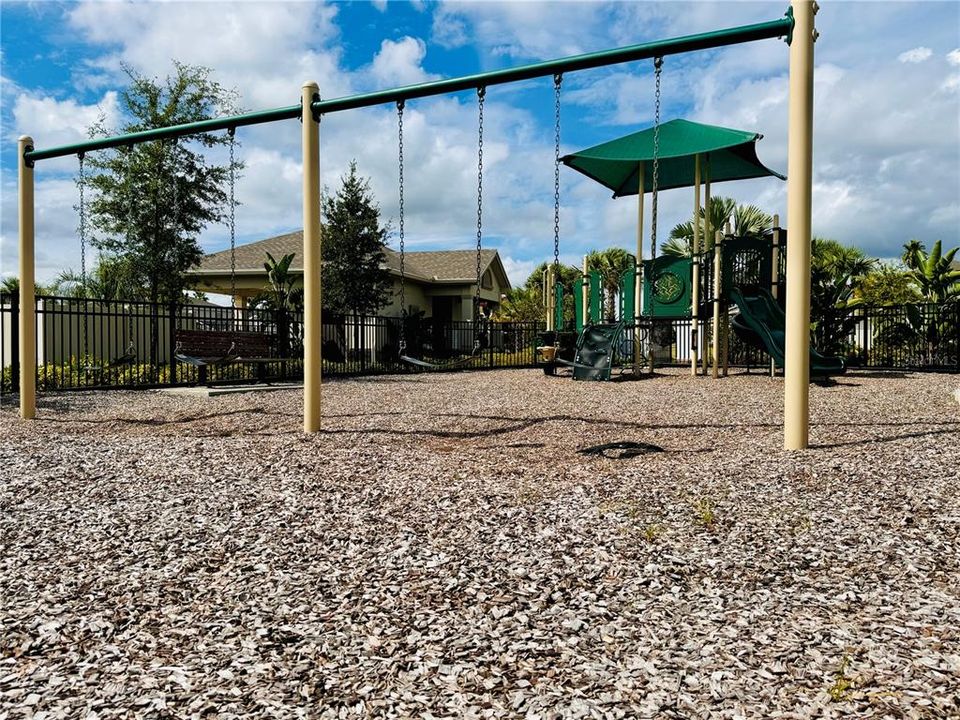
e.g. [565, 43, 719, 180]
[542, 116, 809, 381]
[540, 218, 827, 381]
[17, 2, 818, 449]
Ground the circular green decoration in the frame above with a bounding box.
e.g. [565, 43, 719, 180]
[653, 271, 684, 304]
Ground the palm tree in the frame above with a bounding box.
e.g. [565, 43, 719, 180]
[1, 277, 53, 295]
[901, 240, 960, 304]
[252, 252, 302, 313]
[51, 255, 145, 300]
[587, 247, 635, 321]
[661, 197, 772, 257]
[810, 238, 875, 355]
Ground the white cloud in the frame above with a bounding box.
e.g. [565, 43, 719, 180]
[66, 2, 347, 109]
[898, 47, 933, 64]
[369, 37, 440, 88]
[10, 91, 122, 172]
[4, 0, 957, 287]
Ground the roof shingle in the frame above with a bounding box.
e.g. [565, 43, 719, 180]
[191, 230, 504, 286]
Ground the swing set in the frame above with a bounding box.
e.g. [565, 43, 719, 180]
[17, 2, 818, 449]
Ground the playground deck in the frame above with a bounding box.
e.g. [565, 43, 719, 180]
[2, 369, 958, 718]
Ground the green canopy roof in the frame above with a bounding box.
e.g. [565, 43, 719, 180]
[561, 118, 785, 198]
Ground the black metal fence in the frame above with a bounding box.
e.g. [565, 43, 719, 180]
[0, 293, 956, 394]
[0, 293, 544, 393]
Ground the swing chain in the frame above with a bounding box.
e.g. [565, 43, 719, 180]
[228, 127, 237, 303]
[651, 56, 663, 260]
[77, 152, 87, 287]
[397, 100, 406, 352]
[475, 86, 485, 320]
[170, 139, 179, 240]
[553, 73, 562, 272]
[77, 151, 90, 361]
[127, 145, 136, 247]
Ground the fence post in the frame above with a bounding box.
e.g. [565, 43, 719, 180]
[168, 300, 177, 385]
[489, 321, 495, 369]
[10, 291, 20, 392]
[360, 315, 367, 373]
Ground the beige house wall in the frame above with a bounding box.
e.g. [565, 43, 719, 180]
[186, 264, 508, 320]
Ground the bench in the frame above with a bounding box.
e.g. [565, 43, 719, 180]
[174, 329, 276, 385]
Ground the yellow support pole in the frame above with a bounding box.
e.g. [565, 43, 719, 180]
[690, 154, 701, 375]
[18, 136, 36, 420]
[770, 213, 781, 377]
[701, 157, 712, 376]
[711, 230, 723, 379]
[722, 221, 732, 377]
[546, 264, 555, 332]
[771, 213, 781, 300]
[784, 0, 817, 450]
[581, 255, 589, 325]
[302, 83, 322, 434]
[634, 161, 644, 372]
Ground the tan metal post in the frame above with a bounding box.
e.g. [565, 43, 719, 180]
[302, 83, 322, 433]
[581, 255, 589, 325]
[690, 154, 701, 375]
[711, 230, 723, 379]
[784, 0, 817, 450]
[770, 214, 781, 377]
[545, 264, 555, 332]
[634, 162, 644, 371]
[18, 136, 36, 420]
[722, 221, 732, 377]
[701, 157, 712, 375]
[771, 213, 781, 299]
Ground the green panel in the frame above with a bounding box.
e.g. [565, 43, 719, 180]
[574, 278, 585, 332]
[721, 237, 773, 298]
[620, 266, 636, 322]
[554, 283, 564, 330]
[561, 119, 785, 197]
[642, 256, 692, 318]
[589, 271, 602, 324]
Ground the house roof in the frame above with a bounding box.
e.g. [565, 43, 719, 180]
[189, 230, 509, 288]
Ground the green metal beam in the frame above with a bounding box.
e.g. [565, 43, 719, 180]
[24, 105, 301, 164]
[24, 13, 793, 165]
[312, 16, 793, 116]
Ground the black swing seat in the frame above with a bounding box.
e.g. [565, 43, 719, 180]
[400, 349, 481, 370]
[83, 342, 137, 373]
[399, 322, 488, 370]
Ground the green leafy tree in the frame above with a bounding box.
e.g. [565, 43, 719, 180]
[321, 161, 392, 316]
[870, 241, 960, 366]
[586, 247, 635, 321]
[901, 240, 960, 304]
[505, 262, 581, 327]
[85, 62, 241, 307]
[662, 196, 772, 257]
[810, 238, 875, 355]
[854, 263, 922, 306]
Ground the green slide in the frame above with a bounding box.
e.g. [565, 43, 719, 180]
[729, 287, 845, 376]
[573, 322, 625, 381]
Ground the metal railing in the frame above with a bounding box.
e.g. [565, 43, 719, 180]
[1, 294, 956, 394]
[0, 294, 545, 393]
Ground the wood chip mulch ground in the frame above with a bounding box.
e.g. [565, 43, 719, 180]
[1, 368, 958, 719]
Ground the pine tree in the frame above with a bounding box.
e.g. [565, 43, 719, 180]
[321, 161, 392, 316]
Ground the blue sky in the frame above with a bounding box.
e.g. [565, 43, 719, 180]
[2, 1, 958, 287]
